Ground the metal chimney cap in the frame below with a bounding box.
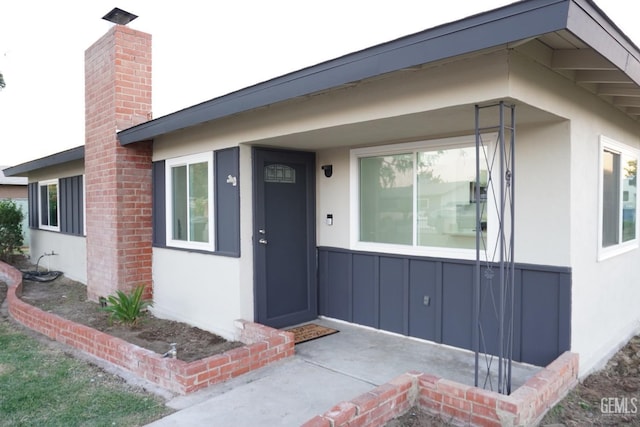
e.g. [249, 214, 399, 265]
[102, 8, 138, 25]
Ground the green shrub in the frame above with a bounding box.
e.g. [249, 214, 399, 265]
[101, 286, 151, 326]
[0, 199, 24, 261]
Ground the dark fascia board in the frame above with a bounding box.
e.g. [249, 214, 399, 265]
[3, 145, 85, 177]
[117, 0, 640, 146]
[118, 0, 574, 145]
[578, 0, 640, 57]
[8, 1, 638, 176]
[568, 0, 640, 83]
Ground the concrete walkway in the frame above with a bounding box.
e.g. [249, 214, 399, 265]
[147, 318, 540, 427]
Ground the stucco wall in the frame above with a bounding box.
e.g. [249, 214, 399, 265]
[567, 93, 640, 376]
[514, 122, 571, 265]
[151, 248, 243, 340]
[152, 139, 256, 336]
[27, 160, 84, 182]
[508, 48, 640, 375]
[29, 229, 87, 283]
[316, 148, 351, 248]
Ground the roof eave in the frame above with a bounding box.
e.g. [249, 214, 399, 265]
[117, 0, 574, 146]
[566, 0, 640, 84]
[3, 146, 85, 177]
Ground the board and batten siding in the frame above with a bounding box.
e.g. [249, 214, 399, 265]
[318, 246, 571, 367]
[28, 176, 84, 236]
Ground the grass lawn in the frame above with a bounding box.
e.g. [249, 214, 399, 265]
[0, 319, 173, 426]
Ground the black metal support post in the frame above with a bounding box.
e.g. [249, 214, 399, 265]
[474, 102, 516, 395]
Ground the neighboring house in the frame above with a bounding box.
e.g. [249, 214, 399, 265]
[4, 0, 640, 377]
[0, 166, 29, 246]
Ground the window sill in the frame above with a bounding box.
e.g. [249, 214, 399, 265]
[153, 243, 240, 258]
[598, 241, 638, 262]
[352, 241, 480, 261]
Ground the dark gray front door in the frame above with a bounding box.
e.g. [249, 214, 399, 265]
[253, 148, 317, 328]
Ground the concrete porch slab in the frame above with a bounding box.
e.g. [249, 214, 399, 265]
[147, 318, 541, 426]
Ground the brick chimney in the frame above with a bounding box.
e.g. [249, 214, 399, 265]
[84, 23, 153, 301]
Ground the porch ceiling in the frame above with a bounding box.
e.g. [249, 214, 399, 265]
[245, 102, 560, 151]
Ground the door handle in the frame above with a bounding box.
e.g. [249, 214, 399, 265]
[259, 238, 268, 245]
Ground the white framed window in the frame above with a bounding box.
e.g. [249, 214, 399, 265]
[39, 179, 60, 231]
[350, 135, 492, 260]
[165, 152, 214, 251]
[598, 136, 638, 260]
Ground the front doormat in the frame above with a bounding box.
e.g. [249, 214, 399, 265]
[286, 324, 339, 344]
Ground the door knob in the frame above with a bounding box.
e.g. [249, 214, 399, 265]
[259, 238, 268, 245]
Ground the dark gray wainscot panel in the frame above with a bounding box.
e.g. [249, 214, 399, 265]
[318, 247, 571, 367]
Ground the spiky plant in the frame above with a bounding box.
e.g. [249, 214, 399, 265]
[101, 285, 151, 326]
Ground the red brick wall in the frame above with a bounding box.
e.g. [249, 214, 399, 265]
[1, 261, 295, 395]
[303, 354, 579, 427]
[84, 25, 153, 300]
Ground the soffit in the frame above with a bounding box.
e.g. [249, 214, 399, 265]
[244, 102, 561, 151]
[2, 146, 85, 177]
[523, 29, 640, 121]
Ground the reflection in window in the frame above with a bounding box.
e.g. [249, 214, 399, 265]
[358, 146, 487, 250]
[189, 162, 209, 243]
[172, 161, 209, 243]
[602, 144, 637, 248]
[360, 154, 413, 244]
[39, 181, 59, 230]
[167, 153, 213, 249]
[417, 147, 487, 249]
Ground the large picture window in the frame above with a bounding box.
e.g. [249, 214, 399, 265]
[353, 136, 488, 257]
[39, 179, 59, 231]
[599, 136, 638, 259]
[166, 153, 214, 250]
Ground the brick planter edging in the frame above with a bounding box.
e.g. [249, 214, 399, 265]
[303, 354, 578, 427]
[0, 261, 295, 395]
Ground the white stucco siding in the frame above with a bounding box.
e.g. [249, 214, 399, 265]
[149, 139, 256, 339]
[316, 148, 351, 248]
[509, 48, 640, 375]
[514, 122, 571, 266]
[29, 230, 87, 283]
[569, 107, 640, 376]
[28, 160, 84, 182]
[152, 132, 238, 162]
[151, 119, 256, 339]
[152, 248, 244, 340]
[572, 251, 640, 376]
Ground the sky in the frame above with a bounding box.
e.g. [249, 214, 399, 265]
[1, 0, 639, 167]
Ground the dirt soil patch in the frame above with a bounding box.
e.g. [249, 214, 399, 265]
[539, 335, 640, 426]
[385, 407, 452, 426]
[386, 337, 640, 426]
[5, 257, 242, 363]
[4, 259, 640, 425]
